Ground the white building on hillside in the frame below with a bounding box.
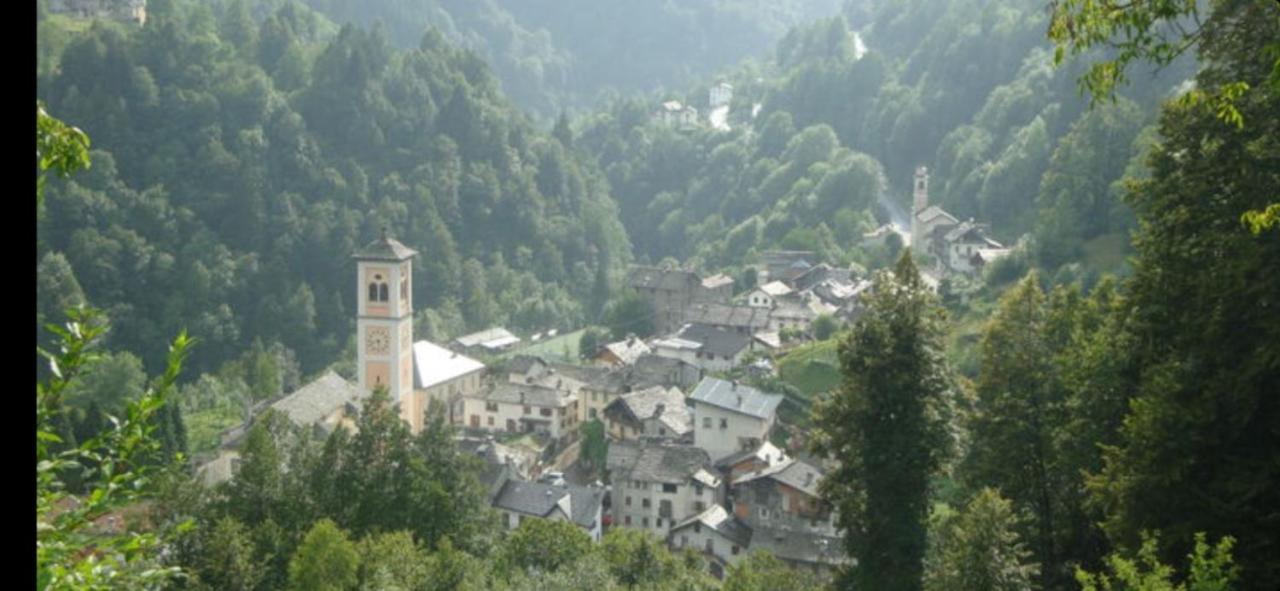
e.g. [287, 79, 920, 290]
[688, 378, 783, 462]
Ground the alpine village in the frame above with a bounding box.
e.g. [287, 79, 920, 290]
[35, 1, 1279, 591]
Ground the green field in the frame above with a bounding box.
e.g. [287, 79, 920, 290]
[502, 328, 588, 363]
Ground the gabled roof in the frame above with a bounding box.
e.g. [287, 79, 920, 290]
[507, 355, 549, 377]
[352, 232, 417, 261]
[413, 340, 485, 389]
[748, 526, 847, 566]
[752, 331, 782, 349]
[770, 301, 816, 320]
[756, 281, 793, 297]
[732, 458, 824, 497]
[607, 440, 716, 485]
[915, 205, 958, 225]
[685, 303, 771, 330]
[701, 274, 735, 290]
[606, 386, 690, 436]
[675, 323, 753, 358]
[269, 370, 367, 427]
[715, 441, 788, 470]
[492, 480, 604, 530]
[670, 505, 753, 548]
[601, 337, 651, 365]
[689, 378, 782, 421]
[467, 382, 576, 407]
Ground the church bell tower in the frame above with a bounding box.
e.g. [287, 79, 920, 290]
[354, 228, 417, 424]
[910, 165, 929, 253]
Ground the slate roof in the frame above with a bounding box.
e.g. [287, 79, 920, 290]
[269, 370, 367, 427]
[468, 382, 575, 408]
[507, 355, 549, 377]
[608, 386, 690, 436]
[757, 281, 793, 297]
[689, 378, 782, 421]
[732, 458, 824, 497]
[601, 337, 651, 365]
[492, 479, 604, 530]
[749, 526, 848, 566]
[752, 331, 782, 349]
[352, 232, 417, 261]
[628, 265, 700, 292]
[701, 274, 735, 290]
[685, 303, 771, 330]
[413, 340, 485, 389]
[670, 505, 753, 548]
[915, 205, 958, 225]
[607, 440, 716, 485]
[943, 221, 1005, 248]
[715, 441, 789, 471]
[770, 302, 816, 321]
[675, 323, 753, 358]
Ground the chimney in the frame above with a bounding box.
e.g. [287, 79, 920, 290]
[737, 394, 743, 407]
[654, 403, 665, 419]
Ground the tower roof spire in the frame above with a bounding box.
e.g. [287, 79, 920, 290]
[354, 227, 417, 261]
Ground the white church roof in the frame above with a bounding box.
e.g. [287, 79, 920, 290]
[413, 340, 485, 389]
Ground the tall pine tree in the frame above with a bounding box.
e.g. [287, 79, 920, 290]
[811, 251, 956, 591]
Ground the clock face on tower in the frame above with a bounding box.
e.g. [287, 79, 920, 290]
[366, 326, 391, 355]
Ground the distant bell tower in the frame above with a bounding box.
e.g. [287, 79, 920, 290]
[910, 165, 929, 253]
[354, 228, 417, 424]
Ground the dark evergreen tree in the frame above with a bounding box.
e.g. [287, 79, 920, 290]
[811, 251, 956, 591]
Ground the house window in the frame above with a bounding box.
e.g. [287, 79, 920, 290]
[626, 496, 632, 507]
[703, 418, 712, 429]
[720, 418, 728, 429]
[657, 518, 664, 527]
[694, 483, 703, 496]
[523, 405, 531, 415]
[540, 408, 553, 417]
[681, 535, 688, 548]
[705, 539, 714, 553]
[378, 283, 389, 302]
[694, 501, 705, 512]
[732, 545, 740, 556]
[487, 416, 494, 426]
[625, 516, 631, 526]
[642, 499, 651, 509]
[694, 523, 701, 533]
[642, 517, 649, 527]
[368, 283, 379, 302]
[589, 408, 598, 419]
[485, 402, 499, 412]
[662, 483, 677, 494]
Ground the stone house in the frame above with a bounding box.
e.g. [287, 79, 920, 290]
[602, 385, 691, 442]
[669, 505, 753, 578]
[606, 440, 723, 539]
[459, 381, 580, 444]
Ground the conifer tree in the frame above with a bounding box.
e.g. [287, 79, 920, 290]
[811, 250, 956, 591]
[962, 271, 1070, 585]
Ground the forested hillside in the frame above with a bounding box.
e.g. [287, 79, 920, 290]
[296, 0, 842, 117]
[575, 0, 1194, 288]
[37, 0, 630, 381]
